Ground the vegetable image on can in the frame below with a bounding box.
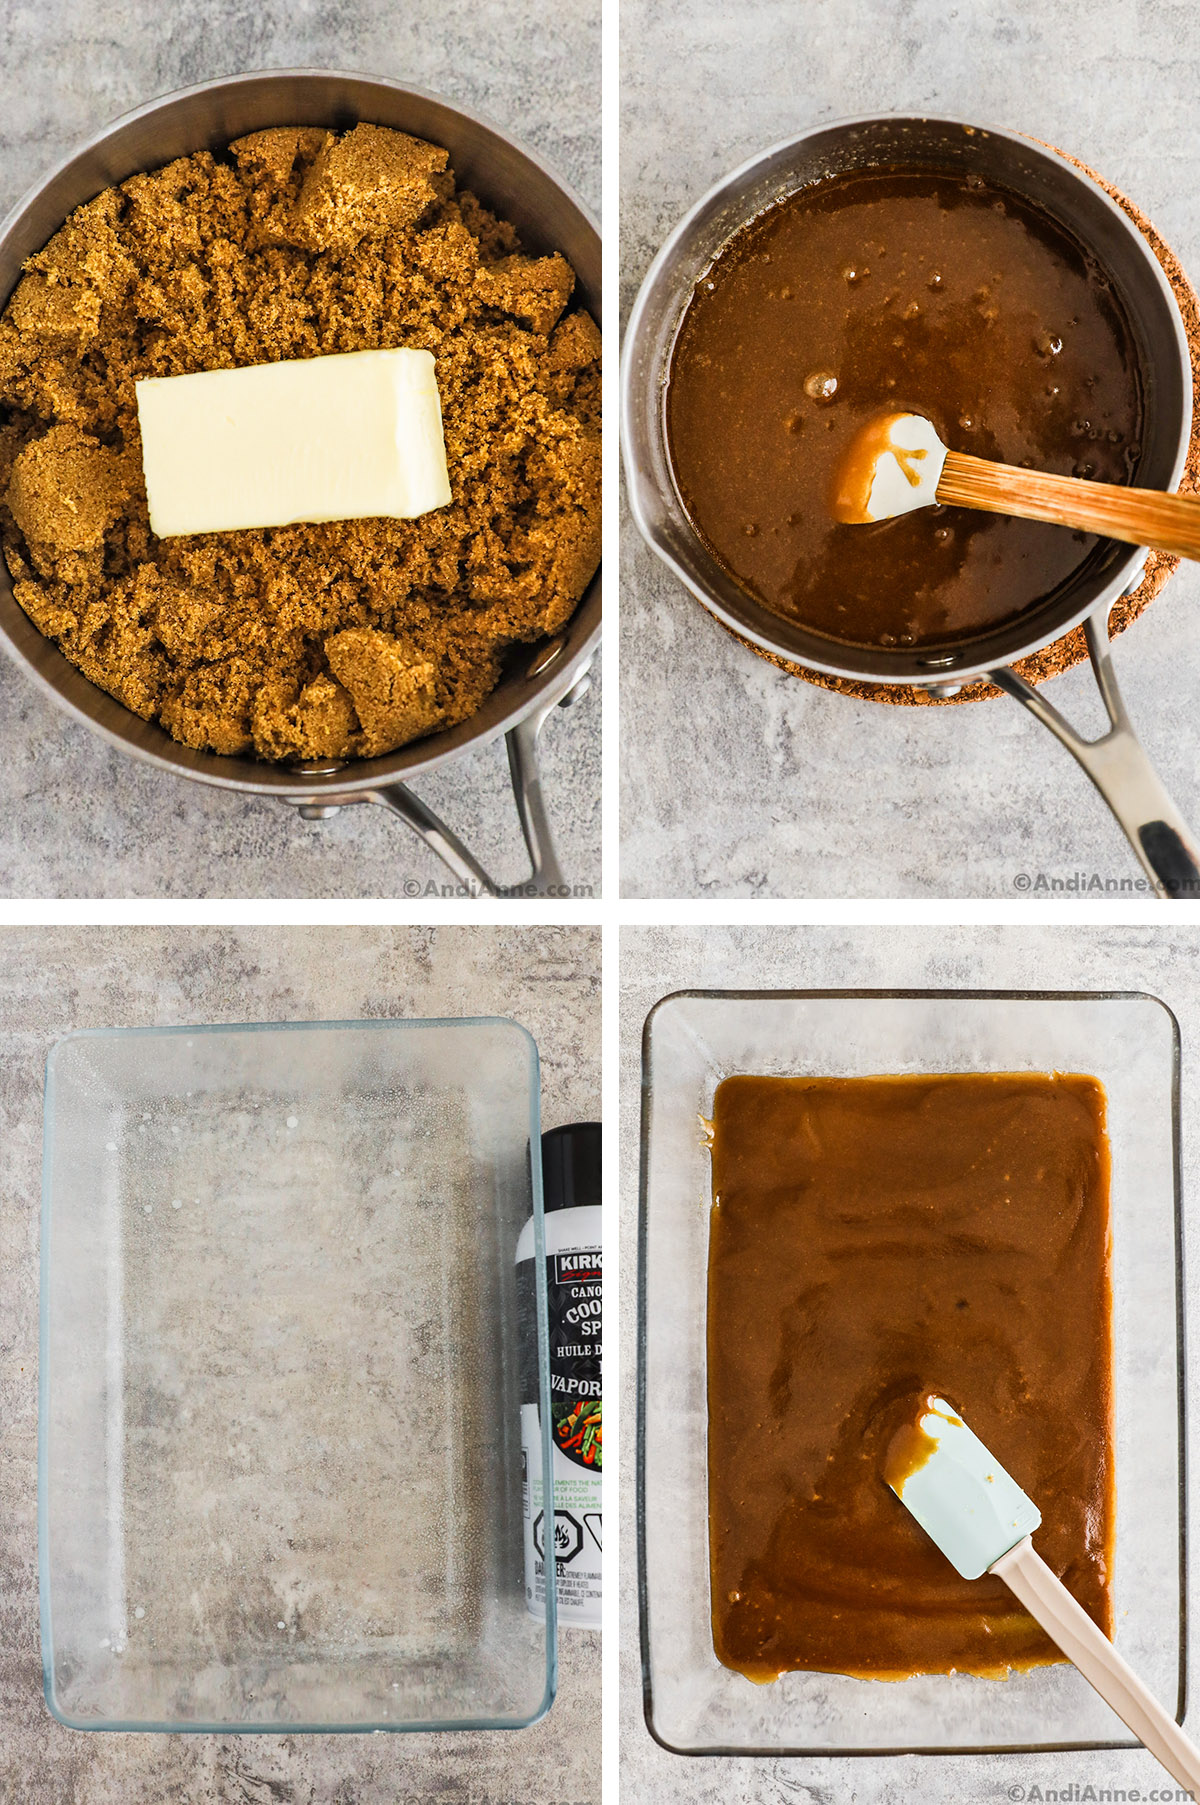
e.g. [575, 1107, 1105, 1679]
[516, 1122, 602, 1629]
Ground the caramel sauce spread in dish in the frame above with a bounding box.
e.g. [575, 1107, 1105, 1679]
[666, 167, 1143, 650]
[706, 1072, 1114, 1684]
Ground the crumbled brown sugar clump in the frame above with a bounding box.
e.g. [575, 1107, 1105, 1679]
[0, 123, 601, 761]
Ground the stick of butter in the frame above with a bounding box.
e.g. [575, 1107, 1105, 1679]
[135, 347, 452, 538]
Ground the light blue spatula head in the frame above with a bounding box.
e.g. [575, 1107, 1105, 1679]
[885, 1396, 1042, 1580]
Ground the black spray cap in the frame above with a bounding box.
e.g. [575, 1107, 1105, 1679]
[541, 1122, 601, 1212]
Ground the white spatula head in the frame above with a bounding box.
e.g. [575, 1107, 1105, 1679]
[830, 411, 947, 522]
[884, 1395, 1042, 1579]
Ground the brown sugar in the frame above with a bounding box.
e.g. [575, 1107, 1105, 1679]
[0, 123, 601, 762]
[324, 627, 442, 755]
[7, 423, 133, 552]
[293, 125, 451, 253]
[475, 254, 575, 334]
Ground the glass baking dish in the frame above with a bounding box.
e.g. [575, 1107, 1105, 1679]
[40, 1017, 556, 1734]
[638, 990, 1185, 1756]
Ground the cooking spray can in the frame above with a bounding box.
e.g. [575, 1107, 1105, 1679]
[516, 1122, 602, 1628]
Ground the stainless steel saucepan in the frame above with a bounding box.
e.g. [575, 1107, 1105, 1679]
[622, 114, 1197, 897]
[0, 70, 601, 897]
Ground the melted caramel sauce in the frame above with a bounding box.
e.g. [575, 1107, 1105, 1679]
[706, 1072, 1114, 1683]
[667, 167, 1144, 649]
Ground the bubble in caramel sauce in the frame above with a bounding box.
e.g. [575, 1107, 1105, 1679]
[1035, 330, 1063, 358]
[842, 265, 869, 284]
[903, 300, 920, 319]
[805, 370, 839, 403]
[927, 270, 943, 290]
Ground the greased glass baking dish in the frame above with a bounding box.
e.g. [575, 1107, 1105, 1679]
[638, 990, 1185, 1756]
[40, 1017, 556, 1733]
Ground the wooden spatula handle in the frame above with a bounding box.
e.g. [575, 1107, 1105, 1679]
[939, 450, 1200, 562]
[991, 1537, 1200, 1793]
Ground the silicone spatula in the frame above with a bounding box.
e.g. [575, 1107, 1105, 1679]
[830, 409, 1200, 561]
[885, 1396, 1200, 1794]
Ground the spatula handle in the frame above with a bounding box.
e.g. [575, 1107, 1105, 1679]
[991, 1538, 1199, 1793]
[939, 451, 1200, 562]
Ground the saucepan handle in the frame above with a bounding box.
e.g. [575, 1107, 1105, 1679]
[362, 666, 592, 898]
[989, 612, 1200, 898]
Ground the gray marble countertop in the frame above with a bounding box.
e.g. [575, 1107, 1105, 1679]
[0, 0, 600, 899]
[621, 922, 1200, 1804]
[0, 924, 600, 1804]
[620, 0, 1200, 897]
